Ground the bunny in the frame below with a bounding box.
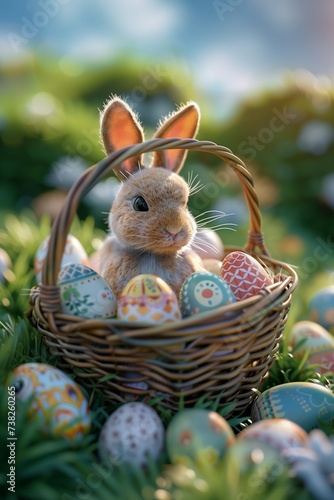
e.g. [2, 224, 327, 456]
[98, 96, 205, 300]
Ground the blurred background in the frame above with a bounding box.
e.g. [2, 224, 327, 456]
[1, 0, 334, 288]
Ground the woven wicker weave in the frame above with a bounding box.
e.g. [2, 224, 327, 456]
[27, 138, 298, 415]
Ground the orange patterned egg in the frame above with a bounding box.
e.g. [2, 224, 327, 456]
[117, 274, 181, 324]
[8, 363, 91, 441]
[221, 251, 273, 301]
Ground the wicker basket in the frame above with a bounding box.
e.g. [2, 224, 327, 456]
[27, 138, 298, 415]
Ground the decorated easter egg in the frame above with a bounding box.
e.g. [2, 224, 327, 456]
[309, 286, 334, 332]
[191, 228, 224, 260]
[221, 251, 273, 301]
[202, 258, 222, 275]
[290, 321, 334, 374]
[237, 419, 308, 455]
[180, 271, 235, 317]
[8, 363, 91, 440]
[120, 371, 151, 402]
[98, 402, 164, 468]
[166, 408, 235, 467]
[117, 274, 181, 324]
[0, 248, 12, 283]
[224, 438, 283, 475]
[34, 233, 89, 283]
[58, 263, 117, 318]
[251, 382, 334, 432]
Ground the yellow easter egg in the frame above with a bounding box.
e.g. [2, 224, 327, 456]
[117, 274, 181, 324]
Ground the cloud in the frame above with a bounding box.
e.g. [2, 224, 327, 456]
[108, 0, 183, 41]
[59, 35, 120, 63]
[253, 0, 305, 29]
[193, 50, 257, 118]
[52, 0, 184, 55]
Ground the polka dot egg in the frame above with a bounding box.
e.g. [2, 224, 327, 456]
[117, 274, 181, 324]
[180, 271, 235, 317]
[221, 251, 273, 301]
[8, 363, 91, 441]
[309, 286, 334, 332]
[98, 402, 165, 468]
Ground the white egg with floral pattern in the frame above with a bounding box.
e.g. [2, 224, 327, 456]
[58, 263, 117, 319]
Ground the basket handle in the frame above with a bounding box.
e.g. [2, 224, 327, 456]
[42, 138, 268, 290]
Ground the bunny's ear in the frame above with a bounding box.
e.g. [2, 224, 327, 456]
[152, 102, 200, 173]
[100, 96, 144, 179]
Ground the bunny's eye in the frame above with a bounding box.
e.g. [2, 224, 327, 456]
[133, 196, 149, 212]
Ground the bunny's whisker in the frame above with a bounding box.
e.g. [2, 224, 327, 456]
[196, 220, 237, 229]
[204, 224, 237, 232]
[136, 240, 161, 254]
[119, 170, 129, 181]
[189, 182, 203, 196]
[190, 240, 219, 255]
[187, 172, 203, 196]
[187, 170, 193, 186]
[194, 209, 226, 219]
[194, 210, 233, 222]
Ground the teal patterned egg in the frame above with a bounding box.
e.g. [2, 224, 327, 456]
[166, 408, 235, 467]
[252, 382, 334, 432]
[180, 271, 235, 317]
[309, 286, 334, 332]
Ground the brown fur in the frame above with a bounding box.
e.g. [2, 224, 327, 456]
[99, 97, 203, 299]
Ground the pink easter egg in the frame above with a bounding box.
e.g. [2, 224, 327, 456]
[237, 419, 308, 455]
[221, 251, 273, 301]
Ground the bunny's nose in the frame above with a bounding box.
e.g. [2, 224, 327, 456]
[167, 227, 181, 238]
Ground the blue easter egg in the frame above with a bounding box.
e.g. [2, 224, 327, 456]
[309, 286, 334, 332]
[180, 271, 236, 317]
[251, 382, 334, 432]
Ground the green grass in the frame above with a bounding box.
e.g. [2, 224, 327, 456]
[0, 212, 332, 499]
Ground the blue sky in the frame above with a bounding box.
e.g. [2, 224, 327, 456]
[1, 0, 334, 117]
